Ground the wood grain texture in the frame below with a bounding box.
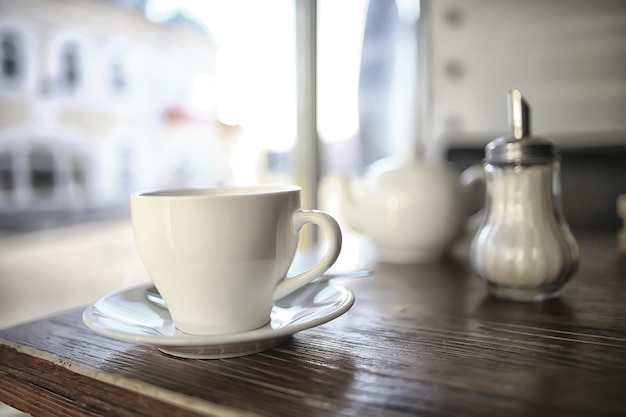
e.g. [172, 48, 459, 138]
[1, 235, 625, 417]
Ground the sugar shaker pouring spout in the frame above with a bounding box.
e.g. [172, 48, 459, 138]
[509, 88, 531, 139]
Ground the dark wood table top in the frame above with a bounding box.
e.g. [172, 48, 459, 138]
[1, 235, 625, 417]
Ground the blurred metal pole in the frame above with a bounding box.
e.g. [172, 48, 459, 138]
[294, 0, 319, 247]
[416, 0, 432, 156]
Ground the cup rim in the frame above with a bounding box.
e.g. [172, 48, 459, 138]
[131, 184, 301, 199]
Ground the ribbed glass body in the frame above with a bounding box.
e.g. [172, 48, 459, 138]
[470, 161, 579, 301]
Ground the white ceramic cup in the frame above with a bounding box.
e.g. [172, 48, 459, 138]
[130, 184, 342, 336]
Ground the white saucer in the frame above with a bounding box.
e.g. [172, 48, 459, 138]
[82, 281, 355, 359]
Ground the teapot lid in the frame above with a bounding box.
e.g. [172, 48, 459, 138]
[485, 89, 557, 165]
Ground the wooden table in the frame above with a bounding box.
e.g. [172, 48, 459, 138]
[1, 235, 625, 416]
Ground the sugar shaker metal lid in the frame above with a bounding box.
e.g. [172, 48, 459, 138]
[485, 89, 557, 165]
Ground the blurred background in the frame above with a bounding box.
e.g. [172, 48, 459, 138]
[0, 0, 623, 309]
[0, 0, 625, 413]
[0, 0, 622, 234]
[0, 0, 624, 312]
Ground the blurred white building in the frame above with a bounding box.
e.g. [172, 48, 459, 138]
[0, 0, 221, 224]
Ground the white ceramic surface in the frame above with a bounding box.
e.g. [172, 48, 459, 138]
[130, 185, 342, 336]
[336, 154, 483, 264]
[82, 281, 355, 359]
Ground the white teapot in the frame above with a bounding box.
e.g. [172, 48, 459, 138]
[333, 147, 482, 264]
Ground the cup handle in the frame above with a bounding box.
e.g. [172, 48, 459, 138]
[460, 164, 486, 233]
[272, 210, 342, 301]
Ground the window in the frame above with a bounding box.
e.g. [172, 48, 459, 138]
[1, 32, 20, 79]
[48, 31, 94, 98]
[0, 152, 13, 191]
[110, 59, 126, 93]
[29, 147, 55, 195]
[58, 42, 80, 93]
[0, 29, 25, 89]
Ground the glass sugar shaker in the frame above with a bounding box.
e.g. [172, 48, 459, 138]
[470, 89, 579, 301]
